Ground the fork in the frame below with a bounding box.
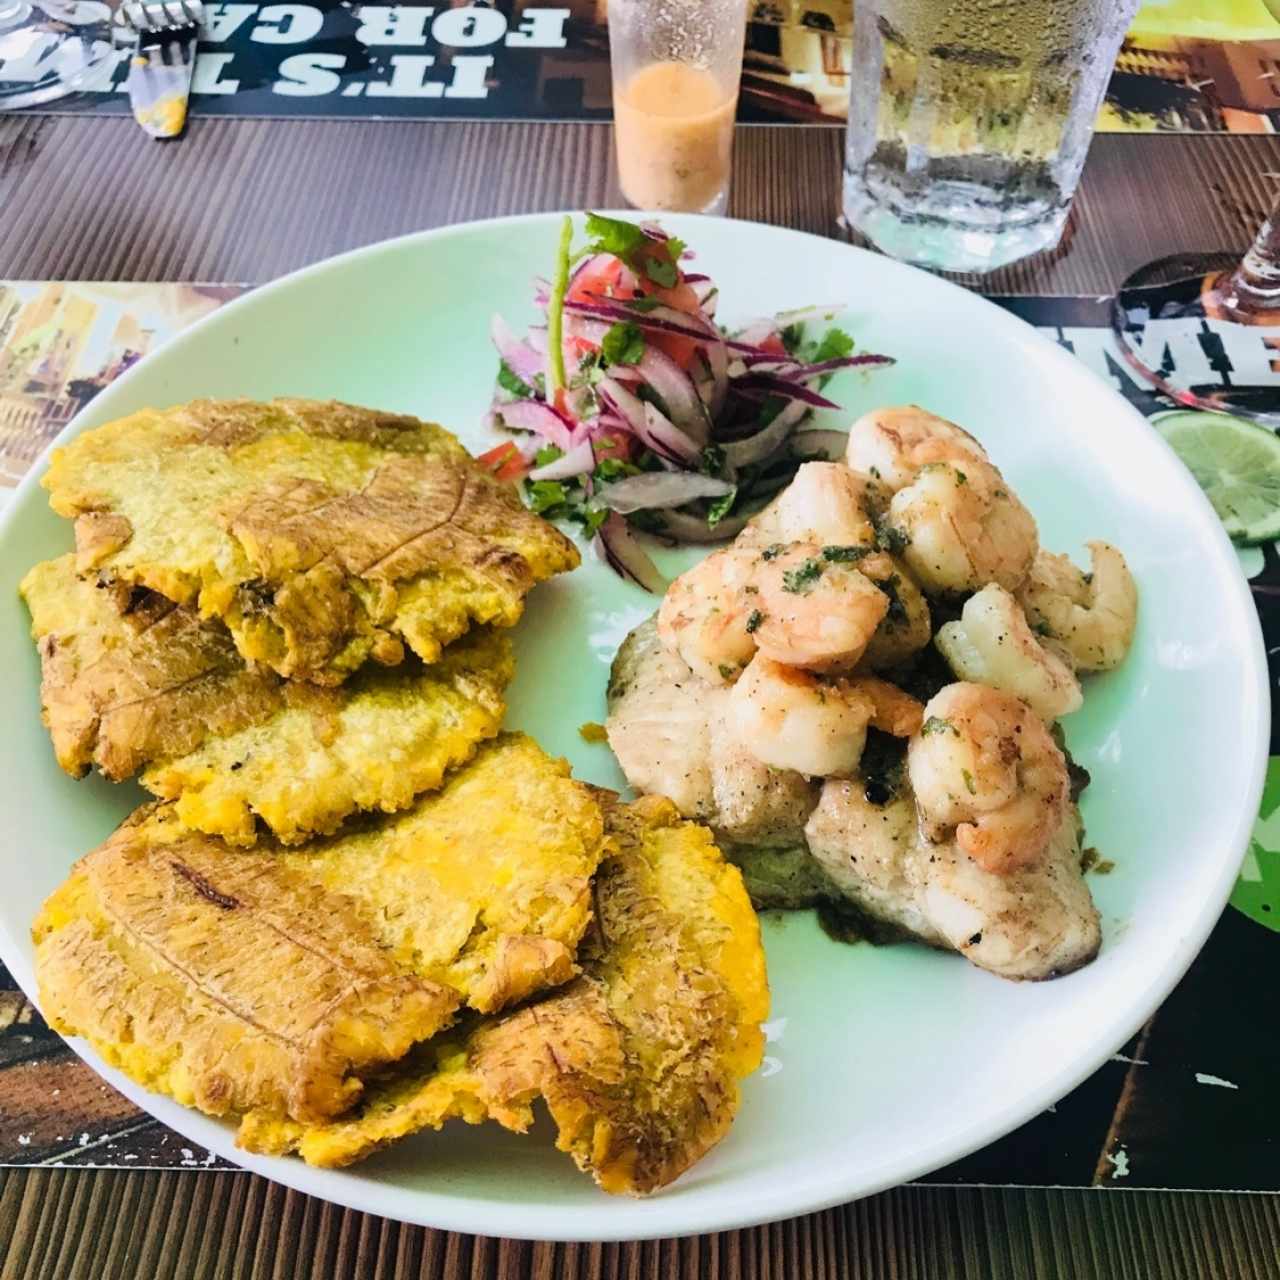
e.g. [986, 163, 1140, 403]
[114, 0, 205, 139]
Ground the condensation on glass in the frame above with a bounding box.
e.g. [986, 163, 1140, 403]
[843, 0, 1140, 273]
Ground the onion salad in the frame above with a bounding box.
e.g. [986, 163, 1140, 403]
[476, 212, 894, 591]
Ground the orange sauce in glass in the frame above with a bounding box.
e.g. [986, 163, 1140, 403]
[614, 62, 737, 212]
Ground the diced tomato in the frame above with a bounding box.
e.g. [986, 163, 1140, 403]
[568, 247, 704, 369]
[758, 333, 788, 356]
[477, 441, 528, 483]
[565, 336, 598, 364]
[591, 429, 633, 463]
[567, 255, 634, 305]
[650, 329, 698, 369]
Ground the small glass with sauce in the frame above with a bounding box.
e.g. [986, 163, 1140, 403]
[608, 0, 749, 215]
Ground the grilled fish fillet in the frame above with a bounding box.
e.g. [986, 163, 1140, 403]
[42, 398, 579, 684]
[805, 775, 1100, 980]
[33, 734, 606, 1130]
[606, 617, 817, 849]
[21, 554, 513, 846]
[239, 795, 770, 1195]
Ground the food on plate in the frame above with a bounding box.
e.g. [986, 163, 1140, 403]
[908, 683, 1069, 875]
[805, 766, 1099, 981]
[846, 406, 1040, 596]
[479, 213, 893, 586]
[42, 398, 579, 684]
[1016, 542, 1138, 672]
[608, 617, 818, 853]
[607, 403, 1137, 980]
[32, 734, 606, 1132]
[933, 584, 1082, 722]
[21, 554, 513, 845]
[238, 795, 769, 1195]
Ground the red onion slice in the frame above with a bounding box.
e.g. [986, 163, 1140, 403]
[563, 297, 718, 343]
[491, 315, 545, 384]
[496, 398, 578, 451]
[790, 429, 850, 461]
[656, 507, 756, 543]
[594, 513, 668, 594]
[722, 400, 809, 467]
[636, 345, 710, 443]
[599, 471, 734, 514]
[734, 376, 842, 410]
[598, 378, 701, 466]
[528, 438, 596, 481]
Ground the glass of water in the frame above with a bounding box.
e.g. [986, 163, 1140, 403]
[843, 0, 1140, 274]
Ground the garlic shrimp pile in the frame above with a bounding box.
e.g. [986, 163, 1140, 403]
[610, 404, 1138, 981]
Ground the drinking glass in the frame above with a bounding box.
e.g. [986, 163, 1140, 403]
[0, 0, 118, 108]
[842, 0, 1140, 274]
[1110, 197, 1280, 428]
[608, 0, 749, 215]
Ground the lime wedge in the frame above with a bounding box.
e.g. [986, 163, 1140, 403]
[1152, 409, 1280, 546]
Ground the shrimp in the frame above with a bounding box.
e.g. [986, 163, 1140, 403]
[730, 654, 876, 777]
[845, 405, 987, 493]
[750, 543, 888, 671]
[907, 682, 1069, 874]
[887, 457, 1038, 596]
[730, 656, 923, 777]
[934, 584, 1082, 722]
[853, 674, 926, 737]
[1016, 541, 1138, 672]
[855, 553, 933, 671]
[743, 461, 879, 550]
[657, 545, 760, 684]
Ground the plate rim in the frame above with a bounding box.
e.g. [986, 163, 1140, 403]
[0, 210, 1269, 1240]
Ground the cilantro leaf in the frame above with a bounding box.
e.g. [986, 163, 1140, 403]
[583, 212, 649, 262]
[497, 360, 535, 399]
[875, 524, 910, 553]
[782, 559, 824, 593]
[533, 444, 563, 468]
[626, 296, 664, 312]
[643, 255, 678, 288]
[812, 326, 854, 363]
[526, 479, 569, 514]
[601, 321, 646, 366]
[699, 443, 726, 475]
[594, 456, 639, 483]
[780, 322, 805, 355]
[706, 488, 738, 528]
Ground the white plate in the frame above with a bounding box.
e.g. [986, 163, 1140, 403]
[0, 213, 1267, 1241]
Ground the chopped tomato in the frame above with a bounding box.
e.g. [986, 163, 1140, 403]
[758, 333, 788, 356]
[477, 441, 528, 483]
[569, 247, 704, 369]
[650, 329, 698, 370]
[592, 429, 633, 463]
[567, 255, 634, 305]
[564, 335, 598, 365]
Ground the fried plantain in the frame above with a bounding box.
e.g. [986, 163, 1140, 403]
[42, 399, 579, 684]
[33, 734, 606, 1130]
[21, 554, 513, 845]
[240, 795, 770, 1195]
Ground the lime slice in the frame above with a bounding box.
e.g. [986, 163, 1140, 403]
[1153, 409, 1280, 546]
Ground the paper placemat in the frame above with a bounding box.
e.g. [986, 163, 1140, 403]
[6, 0, 1278, 132]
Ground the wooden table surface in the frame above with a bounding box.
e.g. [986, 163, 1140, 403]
[2, 115, 1280, 1280]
